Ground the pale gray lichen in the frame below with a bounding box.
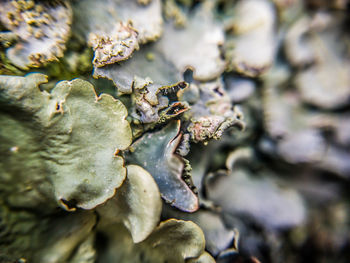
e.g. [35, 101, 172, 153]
[283, 12, 350, 109]
[284, 15, 317, 67]
[72, 0, 163, 68]
[93, 44, 181, 94]
[158, 3, 226, 81]
[73, 0, 163, 44]
[130, 77, 189, 125]
[181, 79, 245, 143]
[0, 0, 72, 69]
[93, 2, 225, 93]
[89, 22, 139, 68]
[3, 0, 350, 262]
[205, 167, 306, 230]
[225, 0, 276, 77]
[261, 65, 350, 177]
[261, 66, 328, 164]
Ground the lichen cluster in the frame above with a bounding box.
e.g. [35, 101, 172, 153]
[1, 0, 350, 263]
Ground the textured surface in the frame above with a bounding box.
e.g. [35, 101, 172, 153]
[0, 206, 96, 263]
[126, 121, 199, 212]
[0, 0, 72, 69]
[0, 73, 132, 210]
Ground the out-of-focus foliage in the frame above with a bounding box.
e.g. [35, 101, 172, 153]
[224, 0, 276, 77]
[1, 0, 350, 262]
[0, 207, 96, 263]
[96, 219, 214, 263]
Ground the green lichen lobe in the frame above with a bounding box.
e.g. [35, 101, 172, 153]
[0, 73, 132, 211]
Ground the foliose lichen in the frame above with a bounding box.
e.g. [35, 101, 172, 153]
[1, 0, 350, 262]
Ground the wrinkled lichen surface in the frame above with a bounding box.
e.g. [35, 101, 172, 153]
[1, 0, 350, 263]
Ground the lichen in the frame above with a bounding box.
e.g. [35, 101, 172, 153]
[74, 0, 163, 44]
[0, 0, 72, 69]
[126, 121, 199, 212]
[89, 22, 139, 68]
[97, 219, 213, 263]
[181, 79, 245, 143]
[0, 73, 132, 210]
[1, 0, 350, 262]
[224, 0, 276, 77]
[0, 204, 96, 263]
[97, 165, 162, 243]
